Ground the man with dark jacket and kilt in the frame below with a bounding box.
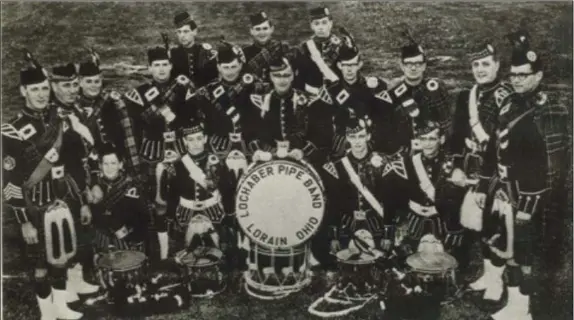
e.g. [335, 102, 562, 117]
[124, 42, 193, 197]
[444, 41, 514, 276]
[169, 11, 218, 88]
[155, 119, 235, 266]
[320, 116, 402, 269]
[474, 33, 564, 320]
[50, 62, 104, 301]
[2, 57, 97, 319]
[242, 11, 296, 82]
[384, 35, 452, 155]
[401, 121, 448, 249]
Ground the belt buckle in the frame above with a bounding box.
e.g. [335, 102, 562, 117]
[276, 140, 290, 150]
[163, 131, 176, 142]
[229, 133, 242, 143]
[194, 201, 204, 210]
[51, 166, 65, 179]
[354, 210, 367, 221]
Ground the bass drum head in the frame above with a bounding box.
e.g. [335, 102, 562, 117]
[236, 159, 325, 250]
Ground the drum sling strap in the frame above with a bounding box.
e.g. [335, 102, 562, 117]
[468, 85, 490, 144]
[305, 39, 339, 82]
[181, 154, 217, 196]
[412, 153, 435, 201]
[23, 124, 65, 209]
[341, 157, 384, 218]
[99, 177, 133, 210]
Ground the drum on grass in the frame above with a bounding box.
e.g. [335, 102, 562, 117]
[174, 246, 226, 298]
[96, 250, 148, 300]
[235, 159, 325, 300]
[405, 234, 458, 301]
[307, 248, 383, 318]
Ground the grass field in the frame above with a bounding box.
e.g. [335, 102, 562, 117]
[1, 2, 572, 319]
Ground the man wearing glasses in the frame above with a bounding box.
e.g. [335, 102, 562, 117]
[477, 32, 569, 320]
[385, 37, 451, 155]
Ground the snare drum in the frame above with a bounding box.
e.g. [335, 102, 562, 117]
[175, 247, 226, 298]
[96, 250, 148, 295]
[405, 251, 458, 299]
[307, 248, 382, 318]
[236, 159, 325, 300]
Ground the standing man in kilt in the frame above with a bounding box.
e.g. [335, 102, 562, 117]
[170, 11, 218, 88]
[50, 62, 102, 302]
[476, 32, 566, 320]
[2, 56, 95, 319]
[124, 41, 192, 198]
[242, 11, 295, 82]
[444, 41, 513, 275]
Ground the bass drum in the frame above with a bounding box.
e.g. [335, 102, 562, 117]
[235, 159, 325, 300]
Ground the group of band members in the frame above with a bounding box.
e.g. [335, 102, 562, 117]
[2, 6, 570, 320]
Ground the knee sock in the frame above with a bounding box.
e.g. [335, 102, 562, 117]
[51, 267, 67, 290]
[34, 276, 52, 299]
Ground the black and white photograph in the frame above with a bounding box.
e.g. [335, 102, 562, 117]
[1, 2, 572, 319]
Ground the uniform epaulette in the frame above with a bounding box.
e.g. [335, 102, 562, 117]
[1, 123, 22, 141]
[250, 94, 263, 109]
[125, 186, 140, 199]
[494, 83, 514, 108]
[125, 88, 144, 106]
[322, 162, 339, 179]
[374, 90, 393, 104]
[317, 87, 333, 105]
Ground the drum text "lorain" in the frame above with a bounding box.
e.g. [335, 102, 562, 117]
[245, 223, 289, 246]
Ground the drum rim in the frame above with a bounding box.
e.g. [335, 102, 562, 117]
[176, 247, 223, 267]
[235, 159, 325, 250]
[335, 249, 382, 265]
[243, 271, 311, 292]
[96, 250, 146, 271]
[405, 252, 458, 272]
